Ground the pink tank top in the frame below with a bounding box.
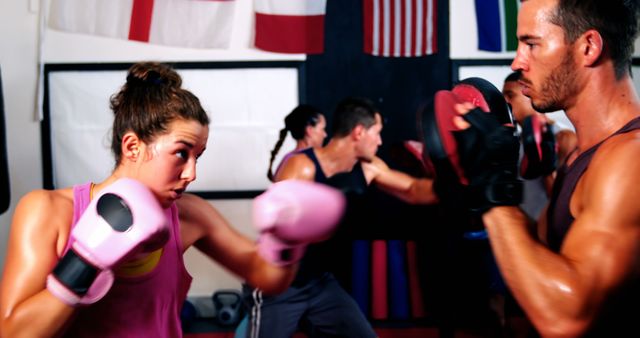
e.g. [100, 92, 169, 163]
[61, 182, 193, 338]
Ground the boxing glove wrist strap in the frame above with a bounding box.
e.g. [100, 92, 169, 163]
[51, 249, 99, 296]
[257, 232, 306, 267]
[484, 180, 523, 205]
[468, 179, 523, 213]
[47, 249, 115, 307]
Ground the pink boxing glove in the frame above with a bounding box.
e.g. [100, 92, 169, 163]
[253, 180, 346, 266]
[47, 178, 170, 306]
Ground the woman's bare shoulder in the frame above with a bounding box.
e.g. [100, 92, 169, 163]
[10, 188, 74, 254]
[15, 188, 73, 214]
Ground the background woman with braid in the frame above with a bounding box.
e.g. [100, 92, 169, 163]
[267, 104, 327, 181]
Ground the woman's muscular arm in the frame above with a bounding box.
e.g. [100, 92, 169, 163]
[0, 190, 76, 338]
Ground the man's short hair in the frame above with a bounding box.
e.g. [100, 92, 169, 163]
[331, 97, 380, 137]
[550, 0, 640, 79]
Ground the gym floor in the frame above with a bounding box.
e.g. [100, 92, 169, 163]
[182, 317, 501, 338]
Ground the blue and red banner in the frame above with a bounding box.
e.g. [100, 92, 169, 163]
[475, 0, 519, 52]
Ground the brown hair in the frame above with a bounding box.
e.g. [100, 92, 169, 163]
[109, 62, 209, 166]
[331, 96, 380, 138]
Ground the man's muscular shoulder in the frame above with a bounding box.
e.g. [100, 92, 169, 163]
[574, 131, 640, 217]
[593, 131, 640, 171]
[275, 153, 316, 181]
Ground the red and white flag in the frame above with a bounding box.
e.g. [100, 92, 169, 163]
[363, 0, 437, 57]
[48, 0, 236, 49]
[254, 0, 326, 54]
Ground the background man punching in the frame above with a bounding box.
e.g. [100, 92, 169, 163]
[241, 96, 438, 338]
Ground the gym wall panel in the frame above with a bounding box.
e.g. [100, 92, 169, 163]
[43, 62, 303, 198]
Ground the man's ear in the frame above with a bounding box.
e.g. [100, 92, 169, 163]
[351, 124, 365, 141]
[579, 29, 604, 67]
[122, 132, 141, 161]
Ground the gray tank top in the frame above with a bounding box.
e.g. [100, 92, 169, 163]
[547, 116, 640, 251]
[545, 116, 640, 337]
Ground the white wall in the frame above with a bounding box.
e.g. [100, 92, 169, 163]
[0, 1, 43, 282]
[0, 0, 304, 300]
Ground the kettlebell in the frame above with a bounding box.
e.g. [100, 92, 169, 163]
[212, 289, 243, 326]
[180, 299, 198, 331]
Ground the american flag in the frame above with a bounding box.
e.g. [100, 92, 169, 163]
[363, 0, 438, 57]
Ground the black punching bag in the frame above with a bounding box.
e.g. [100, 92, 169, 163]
[0, 67, 10, 214]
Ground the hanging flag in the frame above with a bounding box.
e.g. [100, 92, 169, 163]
[475, 0, 519, 52]
[254, 0, 327, 54]
[48, 0, 236, 49]
[363, 0, 438, 58]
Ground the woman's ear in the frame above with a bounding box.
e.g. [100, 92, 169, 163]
[304, 124, 314, 139]
[121, 132, 141, 161]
